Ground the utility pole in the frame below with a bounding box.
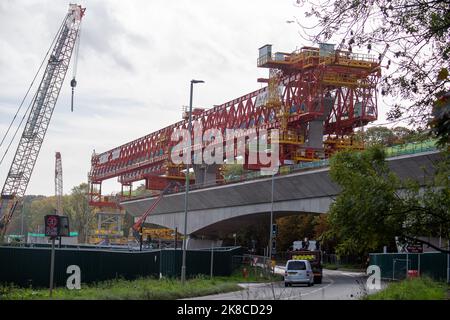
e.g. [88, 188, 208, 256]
[268, 170, 275, 262]
[174, 227, 178, 250]
[447, 240, 449, 284]
[210, 242, 214, 279]
[181, 79, 204, 285]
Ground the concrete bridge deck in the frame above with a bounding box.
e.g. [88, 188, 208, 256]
[121, 150, 442, 237]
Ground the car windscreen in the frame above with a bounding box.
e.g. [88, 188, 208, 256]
[287, 261, 306, 270]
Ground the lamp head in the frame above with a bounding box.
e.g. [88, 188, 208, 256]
[191, 79, 205, 84]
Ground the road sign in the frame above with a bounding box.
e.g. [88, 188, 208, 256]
[406, 244, 423, 253]
[45, 215, 60, 238]
[44, 214, 71, 298]
[44, 215, 71, 238]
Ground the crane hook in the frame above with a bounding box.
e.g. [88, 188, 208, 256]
[70, 77, 77, 112]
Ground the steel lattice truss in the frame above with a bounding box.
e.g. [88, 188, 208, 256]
[89, 45, 381, 206]
[0, 5, 85, 235]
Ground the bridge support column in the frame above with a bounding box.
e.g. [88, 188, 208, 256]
[306, 120, 325, 148]
[306, 96, 334, 148]
[193, 164, 218, 186]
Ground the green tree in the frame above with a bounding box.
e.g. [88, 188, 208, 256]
[327, 147, 403, 256]
[28, 196, 57, 232]
[357, 126, 432, 147]
[6, 195, 45, 235]
[276, 214, 316, 252]
[65, 183, 95, 243]
[395, 150, 450, 246]
[391, 127, 412, 144]
[312, 214, 336, 252]
[222, 164, 245, 181]
[296, 0, 450, 125]
[363, 126, 396, 146]
[429, 93, 450, 147]
[327, 146, 450, 256]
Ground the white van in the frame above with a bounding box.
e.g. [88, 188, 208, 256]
[284, 259, 314, 287]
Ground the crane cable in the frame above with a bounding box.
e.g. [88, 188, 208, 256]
[71, 22, 82, 112]
[0, 15, 67, 168]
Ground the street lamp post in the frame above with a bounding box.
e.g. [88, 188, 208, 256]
[268, 171, 275, 262]
[181, 79, 204, 285]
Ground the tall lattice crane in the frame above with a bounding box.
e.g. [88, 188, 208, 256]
[0, 4, 85, 238]
[55, 152, 63, 215]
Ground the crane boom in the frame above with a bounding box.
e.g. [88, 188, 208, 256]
[0, 4, 85, 237]
[132, 183, 173, 240]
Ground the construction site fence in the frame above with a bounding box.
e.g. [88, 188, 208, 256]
[0, 245, 243, 288]
[369, 252, 450, 283]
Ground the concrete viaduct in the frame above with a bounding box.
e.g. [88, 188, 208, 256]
[121, 150, 442, 241]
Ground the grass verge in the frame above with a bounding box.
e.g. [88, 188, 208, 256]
[366, 277, 449, 300]
[0, 266, 281, 300]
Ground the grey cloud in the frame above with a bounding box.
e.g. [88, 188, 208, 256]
[78, 3, 152, 72]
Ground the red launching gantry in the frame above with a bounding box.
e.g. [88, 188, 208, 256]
[88, 43, 380, 207]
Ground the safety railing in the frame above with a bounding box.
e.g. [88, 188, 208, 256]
[218, 139, 438, 186]
[384, 139, 438, 158]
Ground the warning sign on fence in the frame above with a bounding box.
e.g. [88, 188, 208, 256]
[45, 215, 60, 238]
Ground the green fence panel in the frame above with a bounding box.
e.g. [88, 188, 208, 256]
[370, 252, 448, 282]
[370, 253, 419, 280]
[160, 247, 242, 278]
[0, 246, 243, 287]
[0, 246, 160, 288]
[420, 252, 448, 281]
[160, 249, 181, 278]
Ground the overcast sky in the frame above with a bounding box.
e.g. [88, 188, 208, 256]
[0, 0, 390, 196]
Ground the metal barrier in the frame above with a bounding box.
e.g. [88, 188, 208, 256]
[384, 139, 438, 158]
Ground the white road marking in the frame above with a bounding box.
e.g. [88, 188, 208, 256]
[284, 275, 335, 300]
[341, 272, 365, 277]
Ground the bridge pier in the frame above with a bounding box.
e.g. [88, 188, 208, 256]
[306, 96, 334, 148]
[306, 120, 325, 148]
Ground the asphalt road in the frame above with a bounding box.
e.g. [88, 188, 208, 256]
[187, 269, 383, 300]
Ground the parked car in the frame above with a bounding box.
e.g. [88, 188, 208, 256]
[284, 259, 314, 287]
